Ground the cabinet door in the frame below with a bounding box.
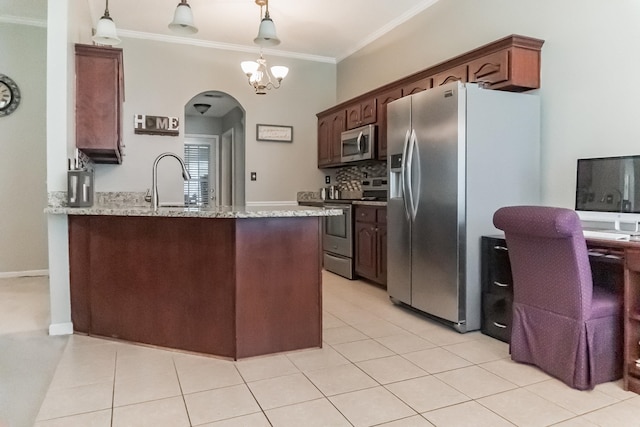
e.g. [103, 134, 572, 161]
[433, 64, 468, 87]
[360, 98, 377, 126]
[317, 110, 345, 167]
[75, 44, 124, 164]
[377, 224, 387, 284]
[346, 98, 377, 129]
[317, 116, 332, 167]
[376, 88, 402, 161]
[468, 50, 510, 88]
[401, 77, 432, 96]
[330, 112, 345, 165]
[355, 221, 377, 280]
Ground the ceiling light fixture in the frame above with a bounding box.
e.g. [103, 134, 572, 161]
[241, 0, 288, 94]
[92, 0, 121, 46]
[253, 0, 280, 46]
[169, 0, 198, 34]
[241, 52, 289, 95]
[193, 103, 211, 114]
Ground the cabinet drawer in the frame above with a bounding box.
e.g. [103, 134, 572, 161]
[355, 206, 376, 223]
[376, 207, 387, 223]
[489, 245, 513, 287]
[482, 293, 512, 343]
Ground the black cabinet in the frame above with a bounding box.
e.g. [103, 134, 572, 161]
[481, 236, 513, 342]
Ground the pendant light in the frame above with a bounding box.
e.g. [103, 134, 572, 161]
[253, 0, 280, 46]
[169, 0, 198, 34]
[92, 0, 121, 46]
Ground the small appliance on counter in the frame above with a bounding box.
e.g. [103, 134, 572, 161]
[67, 169, 94, 207]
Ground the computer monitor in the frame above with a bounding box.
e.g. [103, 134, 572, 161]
[575, 155, 640, 230]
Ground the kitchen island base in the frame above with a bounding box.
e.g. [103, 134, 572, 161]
[69, 215, 322, 359]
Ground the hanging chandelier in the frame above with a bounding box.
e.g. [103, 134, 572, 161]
[241, 53, 289, 95]
[241, 0, 289, 94]
[92, 0, 121, 46]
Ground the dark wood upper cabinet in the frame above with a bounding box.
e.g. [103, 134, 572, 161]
[317, 110, 345, 167]
[433, 64, 469, 87]
[468, 49, 510, 88]
[400, 77, 433, 96]
[317, 35, 544, 168]
[346, 97, 377, 129]
[75, 44, 125, 164]
[376, 87, 403, 161]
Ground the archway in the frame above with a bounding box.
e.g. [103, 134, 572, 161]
[183, 91, 245, 207]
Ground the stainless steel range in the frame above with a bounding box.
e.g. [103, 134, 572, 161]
[322, 201, 354, 279]
[322, 178, 388, 279]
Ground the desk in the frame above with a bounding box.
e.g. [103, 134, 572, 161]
[585, 238, 640, 394]
[480, 235, 640, 394]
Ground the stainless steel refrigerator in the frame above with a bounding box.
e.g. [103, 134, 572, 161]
[387, 82, 540, 332]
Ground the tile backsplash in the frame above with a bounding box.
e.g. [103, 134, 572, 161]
[335, 161, 387, 191]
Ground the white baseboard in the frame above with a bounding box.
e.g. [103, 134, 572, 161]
[0, 269, 49, 279]
[49, 322, 73, 336]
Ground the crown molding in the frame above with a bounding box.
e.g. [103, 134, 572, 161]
[0, 15, 47, 28]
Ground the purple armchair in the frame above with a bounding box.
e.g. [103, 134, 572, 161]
[493, 206, 622, 390]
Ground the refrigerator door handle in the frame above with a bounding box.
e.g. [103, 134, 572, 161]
[408, 129, 419, 219]
[401, 129, 411, 220]
[405, 129, 419, 220]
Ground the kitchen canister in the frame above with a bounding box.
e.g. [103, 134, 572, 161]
[67, 169, 94, 207]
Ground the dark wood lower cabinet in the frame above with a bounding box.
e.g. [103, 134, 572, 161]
[68, 215, 322, 359]
[355, 206, 387, 286]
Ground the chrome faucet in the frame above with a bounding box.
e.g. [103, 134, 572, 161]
[152, 152, 191, 210]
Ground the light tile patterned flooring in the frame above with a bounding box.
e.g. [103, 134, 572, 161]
[2, 272, 640, 426]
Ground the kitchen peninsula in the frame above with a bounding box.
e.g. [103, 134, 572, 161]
[47, 198, 342, 359]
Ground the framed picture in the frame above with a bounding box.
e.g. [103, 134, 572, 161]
[256, 124, 293, 142]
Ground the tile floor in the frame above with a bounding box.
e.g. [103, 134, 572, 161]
[2, 272, 640, 426]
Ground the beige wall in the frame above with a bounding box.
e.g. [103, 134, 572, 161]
[337, 0, 640, 211]
[91, 37, 334, 204]
[0, 22, 48, 274]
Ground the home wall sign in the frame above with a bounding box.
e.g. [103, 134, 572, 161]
[134, 114, 179, 136]
[257, 124, 293, 142]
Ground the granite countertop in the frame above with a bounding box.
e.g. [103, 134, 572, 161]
[45, 204, 342, 219]
[297, 191, 387, 207]
[46, 192, 342, 219]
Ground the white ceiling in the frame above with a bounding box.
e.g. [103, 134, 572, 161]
[1, 0, 441, 117]
[1, 0, 440, 62]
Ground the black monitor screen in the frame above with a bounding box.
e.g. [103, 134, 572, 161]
[575, 155, 640, 213]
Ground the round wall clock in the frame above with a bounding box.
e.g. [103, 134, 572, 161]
[0, 74, 21, 117]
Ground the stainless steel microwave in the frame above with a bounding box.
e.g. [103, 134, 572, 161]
[341, 124, 376, 163]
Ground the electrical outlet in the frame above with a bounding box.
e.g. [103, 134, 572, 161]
[325, 176, 330, 184]
[250, 172, 257, 181]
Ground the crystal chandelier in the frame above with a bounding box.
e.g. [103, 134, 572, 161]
[241, 0, 289, 94]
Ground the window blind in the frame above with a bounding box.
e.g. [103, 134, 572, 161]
[184, 144, 210, 205]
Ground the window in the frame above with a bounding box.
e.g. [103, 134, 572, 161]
[184, 143, 210, 205]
